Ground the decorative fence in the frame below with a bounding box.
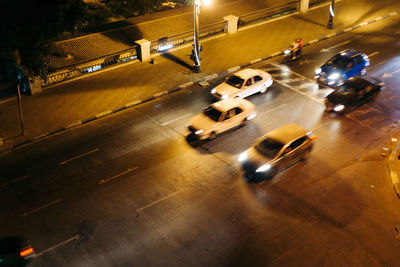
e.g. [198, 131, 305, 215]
[40, 0, 329, 88]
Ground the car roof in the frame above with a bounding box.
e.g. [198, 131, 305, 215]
[265, 123, 308, 145]
[211, 98, 253, 112]
[338, 49, 364, 58]
[234, 68, 259, 79]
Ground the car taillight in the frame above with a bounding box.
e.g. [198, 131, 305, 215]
[309, 134, 317, 141]
[20, 247, 34, 257]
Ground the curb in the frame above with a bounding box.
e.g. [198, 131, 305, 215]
[2, 10, 400, 152]
[388, 139, 400, 198]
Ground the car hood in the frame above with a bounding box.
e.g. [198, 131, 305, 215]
[215, 83, 240, 97]
[190, 114, 217, 132]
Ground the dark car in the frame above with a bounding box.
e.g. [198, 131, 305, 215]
[325, 76, 384, 114]
[315, 49, 370, 87]
[239, 123, 317, 180]
[0, 235, 34, 266]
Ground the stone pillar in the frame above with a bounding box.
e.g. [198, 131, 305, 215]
[300, 0, 310, 13]
[224, 15, 239, 34]
[30, 77, 42, 95]
[135, 39, 151, 62]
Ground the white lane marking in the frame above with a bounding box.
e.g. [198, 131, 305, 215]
[250, 58, 262, 64]
[136, 190, 182, 213]
[0, 175, 29, 188]
[260, 104, 287, 115]
[99, 167, 138, 184]
[59, 148, 100, 166]
[154, 91, 168, 98]
[161, 113, 192, 126]
[343, 27, 353, 32]
[96, 110, 112, 118]
[179, 81, 194, 88]
[368, 51, 379, 57]
[382, 69, 400, 78]
[320, 40, 351, 52]
[21, 199, 62, 217]
[270, 51, 282, 57]
[308, 39, 319, 44]
[65, 121, 82, 129]
[204, 74, 218, 80]
[228, 66, 240, 73]
[125, 100, 142, 107]
[34, 235, 80, 257]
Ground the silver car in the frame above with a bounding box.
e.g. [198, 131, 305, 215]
[239, 123, 316, 179]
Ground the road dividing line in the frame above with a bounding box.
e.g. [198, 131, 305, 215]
[136, 190, 182, 213]
[65, 121, 82, 129]
[161, 113, 192, 126]
[260, 104, 287, 115]
[329, 40, 352, 49]
[34, 235, 80, 257]
[99, 167, 138, 184]
[0, 175, 29, 188]
[96, 110, 113, 118]
[368, 51, 379, 57]
[59, 148, 100, 166]
[21, 199, 62, 217]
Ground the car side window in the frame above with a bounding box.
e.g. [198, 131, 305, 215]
[355, 56, 363, 65]
[254, 76, 263, 83]
[234, 107, 243, 115]
[285, 137, 307, 154]
[245, 79, 253, 87]
[222, 109, 235, 121]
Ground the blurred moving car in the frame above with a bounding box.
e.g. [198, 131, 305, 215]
[188, 98, 256, 140]
[315, 49, 369, 87]
[239, 123, 316, 179]
[325, 76, 384, 114]
[211, 68, 273, 100]
[0, 235, 34, 266]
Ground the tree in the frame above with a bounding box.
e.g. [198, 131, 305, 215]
[0, 0, 86, 77]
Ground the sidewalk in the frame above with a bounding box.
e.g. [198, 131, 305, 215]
[1, 0, 400, 152]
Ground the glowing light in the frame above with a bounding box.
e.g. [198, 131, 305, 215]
[256, 164, 271, 173]
[158, 44, 173, 51]
[20, 247, 34, 257]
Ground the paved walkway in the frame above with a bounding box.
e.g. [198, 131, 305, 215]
[1, 0, 400, 151]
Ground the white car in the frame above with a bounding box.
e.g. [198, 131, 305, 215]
[188, 98, 256, 140]
[211, 68, 273, 100]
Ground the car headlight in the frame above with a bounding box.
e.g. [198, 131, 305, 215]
[328, 72, 340, 80]
[315, 68, 322, 75]
[256, 164, 271, 173]
[221, 94, 229, 100]
[195, 129, 204, 135]
[333, 104, 345, 112]
[238, 151, 248, 162]
[211, 88, 216, 94]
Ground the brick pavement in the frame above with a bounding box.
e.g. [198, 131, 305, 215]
[1, 0, 400, 151]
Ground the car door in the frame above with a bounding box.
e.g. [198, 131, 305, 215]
[240, 78, 254, 98]
[351, 56, 364, 76]
[218, 109, 236, 133]
[279, 137, 307, 168]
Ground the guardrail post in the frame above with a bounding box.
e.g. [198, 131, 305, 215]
[30, 76, 42, 95]
[224, 15, 239, 34]
[135, 39, 151, 62]
[300, 0, 310, 13]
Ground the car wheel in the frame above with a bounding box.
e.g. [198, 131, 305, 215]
[208, 131, 217, 140]
[260, 85, 267, 93]
[241, 119, 248, 126]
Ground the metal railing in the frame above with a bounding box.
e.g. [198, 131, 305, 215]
[41, 0, 329, 87]
[42, 46, 137, 87]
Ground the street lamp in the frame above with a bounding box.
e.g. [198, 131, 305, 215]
[192, 0, 211, 73]
[327, 0, 335, 29]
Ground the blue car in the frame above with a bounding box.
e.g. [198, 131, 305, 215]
[315, 49, 369, 87]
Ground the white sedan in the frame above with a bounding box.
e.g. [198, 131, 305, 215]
[211, 68, 273, 100]
[188, 98, 256, 140]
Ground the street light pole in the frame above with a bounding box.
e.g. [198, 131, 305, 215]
[193, 0, 201, 73]
[327, 0, 335, 29]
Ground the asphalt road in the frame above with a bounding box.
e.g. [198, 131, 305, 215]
[1, 13, 400, 267]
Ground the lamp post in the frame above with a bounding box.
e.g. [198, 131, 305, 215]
[327, 0, 335, 29]
[192, 0, 211, 73]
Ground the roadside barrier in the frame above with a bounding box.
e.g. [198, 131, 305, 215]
[41, 0, 329, 87]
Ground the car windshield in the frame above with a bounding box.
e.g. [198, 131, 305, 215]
[203, 106, 222, 122]
[255, 137, 284, 158]
[226, 75, 244, 89]
[327, 55, 351, 70]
